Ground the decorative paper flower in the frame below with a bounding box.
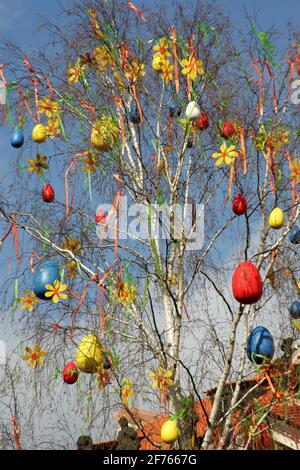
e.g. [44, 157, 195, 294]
[149, 367, 174, 392]
[38, 97, 60, 118]
[22, 344, 46, 368]
[18, 290, 39, 312]
[115, 275, 136, 307]
[122, 379, 135, 405]
[66, 261, 78, 280]
[153, 38, 172, 60]
[181, 56, 204, 81]
[290, 158, 300, 184]
[94, 46, 111, 70]
[125, 59, 145, 82]
[161, 60, 174, 86]
[212, 143, 238, 166]
[62, 237, 82, 256]
[27, 153, 49, 176]
[81, 154, 101, 173]
[68, 60, 86, 84]
[45, 280, 68, 304]
[45, 119, 61, 140]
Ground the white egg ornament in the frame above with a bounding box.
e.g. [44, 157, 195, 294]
[185, 101, 201, 120]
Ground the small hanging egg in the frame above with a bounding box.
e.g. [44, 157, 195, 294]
[289, 300, 300, 319]
[289, 225, 300, 244]
[63, 361, 79, 384]
[247, 326, 275, 365]
[269, 207, 284, 229]
[32, 124, 47, 144]
[232, 194, 247, 216]
[11, 128, 24, 148]
[220, 120, 235, 139]
[195, 112, 209, 130]
[42, 183, 55, 203]
[185, 101, 201, 120]
[129, 103, 140, 124]
[152, 56, 164, 73]
[161, 420, 179, 444]
[33, 261, 61, 300]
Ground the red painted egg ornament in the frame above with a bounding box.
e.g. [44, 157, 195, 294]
[232, 262, 263, 305]
[220, 120, 235, 139]
[63, 361, 79, 384]
[232, 194, 247, 216]
[195, 112, 209, 130]
[42, 183, 55, 203]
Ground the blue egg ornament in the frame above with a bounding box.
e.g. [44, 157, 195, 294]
[129, 103, 140, 124]
[33, 261, 61, 300]
[247, 326, 275, 365]
[11, 128, 24, 148]
[289, 300, 300, 319]
[289, 225, 300, 245]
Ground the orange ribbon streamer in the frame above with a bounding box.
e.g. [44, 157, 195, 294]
[90, 9, 104, 40]
[132, 82, 143, 125]
[238, 126, 247, 175]
[285, 151, 297, 216]
[287, 43, 300, 101]
[11, 214, 20, 266]
[80, 101, 95, 147]
[18, 84, 38, 124]
[226, 161, 236, 202]
[266, 147, 275, 196]
[11, 416, 21, 450]
[29, 251, 42, 273]
[169, 25, 179, 94]
[264, 60, 278, 114]
[127, 2, 145, 21]
[187, 34, 196, 100]
[252, 61, 264, 117]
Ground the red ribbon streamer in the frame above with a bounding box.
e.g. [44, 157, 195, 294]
[252, 61, 264, 117]
[29, 251, 42, 274]
[264, 60, 278, 114]
[11, 416, 21, 450]
[18, 84, 38, 124]
[113, 96, 125, 155]
[169, 26, 179, 94]
[80, 101, 95, 147]
[127, 2, 145, 21]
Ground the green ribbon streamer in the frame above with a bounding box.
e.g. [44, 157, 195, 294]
[12, 278, 19, 311]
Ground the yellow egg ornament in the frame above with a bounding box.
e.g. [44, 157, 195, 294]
[161, 420, 179, 444]
[76, 334, 103, 374]
[269, 208, 284, 229]
[91, 116, 119, 151]
[32, 124, 47, 143]
[152, 56, 164, 73]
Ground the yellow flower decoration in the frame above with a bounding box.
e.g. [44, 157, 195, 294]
[45, 119, 61, 140]
[153, 38, 172, 60]
[22, 344, 46, 368]
[81, 154, 101, 173]
[125, 58, 146, 82]
[181, 56, 204, 81]
[149, 367, 174, 392]
[68, 60, 86, 84]
[62, 237, 82, 256]
[212, 143, 238, 166]
[27, 153, 49, 176]
[18, 290, 39, 312]
[38, 97, 60, 118]
[115, 278, 136, 307]
[122, 379, 135, 405]
[66, 261, 78, 280]
[45, 280, 68, 304]
[161, 60, 174, 86]
[94, 46, 111, 70]
[290, 158, 300, 184]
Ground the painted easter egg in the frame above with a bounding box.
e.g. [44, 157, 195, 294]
[129, 103, 140, 124]
[152, 56, 164, 72]
[232, 262, 263, 304]
[220, 120, 235, 139]
[269, 208, 284, 229]
[289, 225, 300, 244]
[33, 261, 61, 300]
[32, 124, 47, 143]
[42, 183, 55, 203]
[91, 116, 119, 151]
[195, 112, 209, 130]
[161, 420, 179, 444]
[289, 300, 300, 319]
[185, 101, 201, 120]
[247, 326, 275, 365]
[232, 194, 247, 216]
[11, 128, 24, 148]
[63, 361, 79, 384]
[76, 335, 103, 374]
